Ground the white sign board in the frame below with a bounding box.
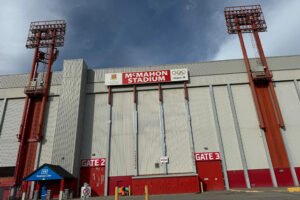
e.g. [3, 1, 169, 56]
[160, 156, 169, 164]
[81, 184, 91, 199]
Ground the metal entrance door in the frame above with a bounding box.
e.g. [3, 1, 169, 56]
[80, 166, 105, 196]
[197, 160, 224, 191]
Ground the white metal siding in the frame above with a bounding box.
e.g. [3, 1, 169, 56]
[275, 82, 300, 167]
[110, 92, 134, 176]
[231, 85, 269, 169]
[39, 97, 59, 165]
[213, 86, 243, 171]
[163, 89, 193, 174]
[81, 94, 108, 159]
[189, 87, 219, 152]
[0, 98, 24, 167]
[138, 90, 162, 175]
[51, 60, 86, 174]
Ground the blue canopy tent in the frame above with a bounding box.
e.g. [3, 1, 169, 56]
[24, 164, 76, 199]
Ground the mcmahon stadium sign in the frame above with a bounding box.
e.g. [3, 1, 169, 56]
[105, 68, 188, 86]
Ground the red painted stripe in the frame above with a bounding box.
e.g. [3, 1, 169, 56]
[227, 170, 246, 188]
[296, 167, 300, 183]
[109, 176, 132, 196]
[248, 169, 272, 187]
[132, 176, 199, 195]
[274, 168, 294, 187]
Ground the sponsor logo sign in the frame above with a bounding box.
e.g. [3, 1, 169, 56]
[105, 68, 188, 85]
[81, 158, 106, 167]
[194, 152, 221, 161]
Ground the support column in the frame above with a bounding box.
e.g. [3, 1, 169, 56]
[0, 98, 7, 134]
[209, 85, 229, 190]
[104, 86, 112, 196]
[21, 181, 28, 200]
[227, 84, 251, 188]
[260, 129, 278, 187]
[280, 128, 299, 186]
[33, 181, 40, 200]
[158, 84, 168, 174]
[184, 82, 196, 173]
[133, 85, 138, 176]
[293, 80, 300, 101]
[59, 179, 65, 200]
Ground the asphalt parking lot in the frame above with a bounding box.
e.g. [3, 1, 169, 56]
[75, 189, 300, 200]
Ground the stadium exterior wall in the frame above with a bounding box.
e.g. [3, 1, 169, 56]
[0, 56, 300, 197]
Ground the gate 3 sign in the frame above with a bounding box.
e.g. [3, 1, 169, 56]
[105, 69, 188, 86]
[81, 158, 106, 167]
[194, 152, 221, 161]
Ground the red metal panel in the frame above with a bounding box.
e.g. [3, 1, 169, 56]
[132, 176, 199, 195]
[0, 188, 10, 200]
[296, 167, 300, 182]
[274, 168, 293, 187]
[108, 176, 132, 196]
[23, 99, 43, 178]
[80, 166, 105, 196]
[44, 180, 61, 198]
[248, 169, 272, 187]
[255, 85, 289, 169]
[227, 170, 246, 188]
[0, 177, 14, 188]
[196, 160, 224, 191]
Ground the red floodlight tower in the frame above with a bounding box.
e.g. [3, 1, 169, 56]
[12, 20, 66, 198]
[224, 5, 299, 187]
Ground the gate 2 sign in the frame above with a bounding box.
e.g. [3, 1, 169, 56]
[105, 69, 188, 86]
[81, 158, 106, 167]
[195, 152, 221, 161]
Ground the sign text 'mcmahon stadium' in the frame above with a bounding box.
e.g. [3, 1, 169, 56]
[105, 68, 188, 85]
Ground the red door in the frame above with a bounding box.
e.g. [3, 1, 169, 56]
[80, 166, 105, 196]
[196, 160, 224, 191]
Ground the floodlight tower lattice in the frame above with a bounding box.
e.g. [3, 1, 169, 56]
[224, 5, 299, 187]
[12, 20, 66, 198]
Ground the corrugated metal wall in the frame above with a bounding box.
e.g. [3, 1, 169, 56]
[231, 85, 269, 169]
[51, 60, 87, 174]
[163, 89, 193, 174]
[39, 97, 59, 165]
[275, 81, 300, 167]
[213, 86, 243, 171]
[189, 87, 219, 152]
[81, 93, 109, 159]
[138, 90, 162, 175]
[110, 92, 134, 176]
[0, 98, 24, 167]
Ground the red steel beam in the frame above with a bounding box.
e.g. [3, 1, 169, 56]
[108, 86, 112, 105]
[158, 84, 163, 102]
[252, 24, 285, 128]
[35, 30, 56, 139]
[14, 33, 41, 185]
[236, 18, 265, 129]
[184, 81, 189, 101]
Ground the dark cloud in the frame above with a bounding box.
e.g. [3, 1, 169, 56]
[0, 0, 299, 74]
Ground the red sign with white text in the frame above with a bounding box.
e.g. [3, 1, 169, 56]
[81, 158, 106, 167]
[105, 69, 188, 85]
[194, 152, 220, 161]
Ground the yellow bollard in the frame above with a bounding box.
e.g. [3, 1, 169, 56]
[144, 185, 148, 200]
[128, 185, 131, 196]
[115, 186, 118, 200]
[200, 181, 204, 193]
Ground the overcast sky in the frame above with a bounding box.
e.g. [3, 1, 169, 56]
[0, 0, 299, 75]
